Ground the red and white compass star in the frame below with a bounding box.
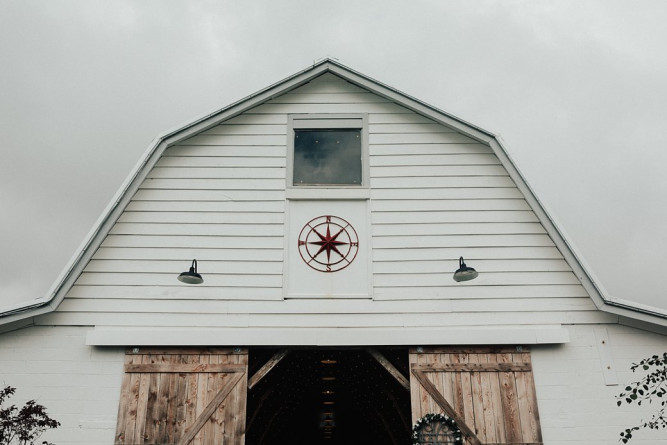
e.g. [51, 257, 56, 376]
[309, 223, 348, 263]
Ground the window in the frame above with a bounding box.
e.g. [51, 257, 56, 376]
[293, 129, 361, 185]
[288, 114, 368, 189]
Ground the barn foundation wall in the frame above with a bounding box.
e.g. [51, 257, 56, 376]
[533, 323, 666, 444]
[0, 325, 123, 444]
[0, 323, 665, 444]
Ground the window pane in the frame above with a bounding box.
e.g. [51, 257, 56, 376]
[293, 129, 362, 185]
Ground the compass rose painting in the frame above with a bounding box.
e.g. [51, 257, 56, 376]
[298, 215, 359, 272]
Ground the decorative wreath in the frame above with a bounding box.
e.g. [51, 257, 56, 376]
[411, 413, 463, 444]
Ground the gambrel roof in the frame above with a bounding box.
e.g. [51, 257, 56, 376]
[2, 58, 665, 330]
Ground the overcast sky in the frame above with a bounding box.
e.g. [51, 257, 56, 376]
[1, 0, 666, 313]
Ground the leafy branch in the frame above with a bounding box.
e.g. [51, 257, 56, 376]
[616, 352, 667, 443]
[0, 386, 60, 445]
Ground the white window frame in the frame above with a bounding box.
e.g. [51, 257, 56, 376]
[286, 113, 369, 200]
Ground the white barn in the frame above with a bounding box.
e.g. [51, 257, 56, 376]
[1, 59, 665, 445]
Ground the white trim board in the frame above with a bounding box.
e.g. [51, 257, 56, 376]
[86, 325, 570, 346]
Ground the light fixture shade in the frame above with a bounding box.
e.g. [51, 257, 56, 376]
[178, 259, 203, 284]
[453, 256, 478, 282]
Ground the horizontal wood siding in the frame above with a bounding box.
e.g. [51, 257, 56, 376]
[77, 100, 289, 304]
[57, 72, 599, 336]
[366, 89, 583, 315]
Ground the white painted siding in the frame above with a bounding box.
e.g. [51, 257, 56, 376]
[51, 72, 604, 338]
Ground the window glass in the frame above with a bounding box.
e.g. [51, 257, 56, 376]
[293, 129, 362, 185]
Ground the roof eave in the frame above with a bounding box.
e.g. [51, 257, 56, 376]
[490, 137, 667, 325]
[0, 60, 337, 325]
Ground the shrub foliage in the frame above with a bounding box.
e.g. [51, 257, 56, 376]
[617, 353, 667, 443]
[0, 386, 60, 445]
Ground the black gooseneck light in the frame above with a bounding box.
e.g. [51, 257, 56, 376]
[178, 259, 204, 284]
[453, 256, 478, 282]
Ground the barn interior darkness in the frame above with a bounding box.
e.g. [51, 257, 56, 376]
[246, 348, 411, 444]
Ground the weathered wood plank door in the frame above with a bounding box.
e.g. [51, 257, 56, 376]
[115, 348, 248, 445]
[410, 346, 542, 445]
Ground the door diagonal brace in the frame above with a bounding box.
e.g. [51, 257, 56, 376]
[248, 349, 289, 390]
[368, 349, 410, 391]
[177, 371, 245, 445]
[411, 368, 482, 445]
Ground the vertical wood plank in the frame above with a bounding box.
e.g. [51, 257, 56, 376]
[409, 351, 422, 424]
[462, 356, 478, 445]
[155, 354, 171, 443]
[115, 353, 134, 444]
[201, 354, 217, 444]
[458, 352, 476, 435]
[515, 352, 542, 442]
[443, 352, 460, 437]
[438, 352, 452, 414]
[165, 354, 180, 443]
[211, 355, 226, 445]
[235, 352, 249, 445]
[173, 354, 188, 442]
[477, 353, 493, 443]
[450, 353, 466, 423]
[222, 354, 235, 444]
[418, 352, 431, 419]
[468, 352, 486, 441]
[183, 353, 199, 442]
[132, 354, 151, 444]
[424, 354, 442, 414]
[498, 352, 521, 443]
[144, 354, 160, 444]
[193, 353, 210, 445]
[123, 353, 142, 443]
[487, 353, 506, 442]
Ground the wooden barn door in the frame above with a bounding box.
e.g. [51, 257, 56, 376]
[410, 347, 542, 445]
[115, 348, 248, 445]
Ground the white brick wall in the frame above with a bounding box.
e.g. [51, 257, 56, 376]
[533, 324, 667, 444]
[0, 325, 124, 445]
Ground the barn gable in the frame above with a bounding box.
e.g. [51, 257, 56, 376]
[1, 59, 665, 344]
[2, 59, 667, 445]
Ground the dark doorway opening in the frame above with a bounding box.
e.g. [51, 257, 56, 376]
[246, 348, 411, 445]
